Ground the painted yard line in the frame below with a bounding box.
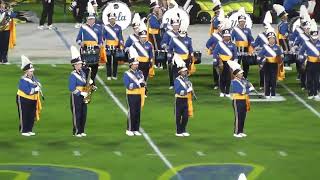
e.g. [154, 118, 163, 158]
[51, 64, 57, 67]
[196, 151, 206, 156]
[278, 151, 288, 157]
[96, 75, 178, 176]
[146, 153, 176, 157]
[280, 83, 320, 118]
[73, 150, 81, 157]
[113, 151, 122, 157]
[237, 151, 247, 157]
[31, 151, 39, 156]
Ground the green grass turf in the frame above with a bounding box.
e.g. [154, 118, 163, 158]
[0, 64, 320, 179]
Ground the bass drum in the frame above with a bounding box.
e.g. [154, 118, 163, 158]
[288, 16, 300, 33]
[227, 11, 253, 29]
[102, 1, 132, 30]
[162, 7, 190, 31]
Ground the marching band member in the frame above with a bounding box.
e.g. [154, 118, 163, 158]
[168, 19, 194, 80]
[212, 27, 238, 97]
[104, 9, 124, 80]
[298, 19, 320, 100]
[123, 46, 146, 136]
[76, 2, 102, 84]
[257, 32, 284, 98]
[0, 1, 16, 64]
[252, 11, 273, 90]
[148, 0, 163, 67]
[231, 8, 254, 79]
[17, 55, 42, 136]
[161, 13, 180, 89]
[274, 4, 290, 68]
[38, 0, 55, 30]
[69, 46, 90, 137]
[131, 20, 154, 97]
[206, 9, 224, 90]
[209, 0, 221, 34]
[174, 56, 194, 137]
[230, 67, 254, 138]
[124, 13, 140, 51]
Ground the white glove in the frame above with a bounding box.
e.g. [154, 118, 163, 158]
[234, 59, 238, 63]
[34, 86, 40, 92]
[71, 1, 77, 6]
[89, 79, 94, 85]
[129, 83, 134, 90]
[249, 86, 255, 91]
[80, 92, 88, 98]
[187, 87, 193, 93]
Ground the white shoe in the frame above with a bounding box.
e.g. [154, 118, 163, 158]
[126, 130, 134, 136]
[153, 65, 158, 69]
[75, 134, 82, 137]
[175, 133, 184, 137]
[239, 133, 247, 137]
[112, 77, 117, 80]
[265, 96, 271, 99]
[75, 23, 81, 28]
[107, 77, 111, 80]
[182, 132, 190, 137]
[28, 132, 36, 136]
[225, 94, 231, 97]
[38, 25, 45, 30]
[133, 131, 142, 136]
[81, 133, 87, 137]
[314, 95, 320, 100]
[2, 62, 10, 65]
[219, 93, 225, 97]
[233, 134, 243, 138]
[213, 86, 218, 90]
[259, 87, 263, 90]
[308, 96, 314, 100]
[270, 96, 276, 99]
[21, 133, 31, 136]
[48, 24, 57, 30]
[169, 86, 173, 90]
[144, 95, 148, 98]
[301, 87, 305, 91]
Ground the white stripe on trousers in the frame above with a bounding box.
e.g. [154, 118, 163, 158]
[71, 94, 78, 134]
[17, 96, 23, 133]
[233, 100, 239, 133]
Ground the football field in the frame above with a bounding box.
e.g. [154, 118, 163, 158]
[1, 63, 320, 179]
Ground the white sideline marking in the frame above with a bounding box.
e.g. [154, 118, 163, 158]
[51, 64, 57, 67]
[73, 150, 81, 156]
[237, 151, 247, 156]
[147, 153, 176, 157]
[278, 151, 288, 157]
[31, 151, 39, 156]
[280, 84, 320, 118]
[113, 151, 122, 156]
[196, 151, 206, 156]
[96, 75, 179, 177]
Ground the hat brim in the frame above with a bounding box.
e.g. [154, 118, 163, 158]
[223, 34, 231, 37]
[139, 35, 147, 38]
[178, 67, 188, 73]
[27, 68, 35, 72]
[235, 70, 244, 76]
[72, 61, 83, 65]
[87, 16, 96, 19]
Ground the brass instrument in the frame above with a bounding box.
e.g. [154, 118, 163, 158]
[84, 67, 96, 104]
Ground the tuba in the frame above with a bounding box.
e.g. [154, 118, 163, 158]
[83, 67, 96, 104]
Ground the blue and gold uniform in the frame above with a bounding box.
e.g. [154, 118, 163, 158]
[103, 23, 124, 79]
[231, 25, 254, 78]
[212, 36, 238, 95]
[0, 6, 16, 63]
[76, 22, 102, 83]
[147, 12, 161, 50]
[125, 34, 139, 51]
[230, 70, 251, 137]
[132, 41, 154, 81]
[168, 35, 194, 79]
[206, 32, 222, 88]
[174, 68, 193, 136]
[298, 39, 320, 97]
[257, 35, 283, 97]
[123, 60, 145, 135]
[16, 56, 42, 136]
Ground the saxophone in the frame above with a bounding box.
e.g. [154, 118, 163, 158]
[84, 67, 96, 104]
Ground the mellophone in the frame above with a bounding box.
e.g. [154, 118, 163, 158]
[80, 45, 100, 64]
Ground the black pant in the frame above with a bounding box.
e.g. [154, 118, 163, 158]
[172, 59, 191, 80]
[264, 63, 278, 96]
[127, 94, 141, 131]
[175, 97, 188, 134]
[70, 94, 87, 135]
[106, 53, 118, 78]
[219, 61, 231, 94]
[259, 67, 264, 88]
[306, 61, 320, 96]
[0, 30, 10, 63]
[40, 0, 54, 26]
[233, 99, 247, 134]
[149, 33, 162, 67]
[168, 63, 174, 86]
[240, 55, 250, 78]
[212, 65, 219, 87]
[16, 96, 36, 133]
[74, 0, 88, 23]
[279, 39, 290, 66]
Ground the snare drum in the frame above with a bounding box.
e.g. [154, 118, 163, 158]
[115, 49, 127, 61]
[193, 51, 202, 64]
[155, 50, 167, 64]
[81, 45, 100, 64]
